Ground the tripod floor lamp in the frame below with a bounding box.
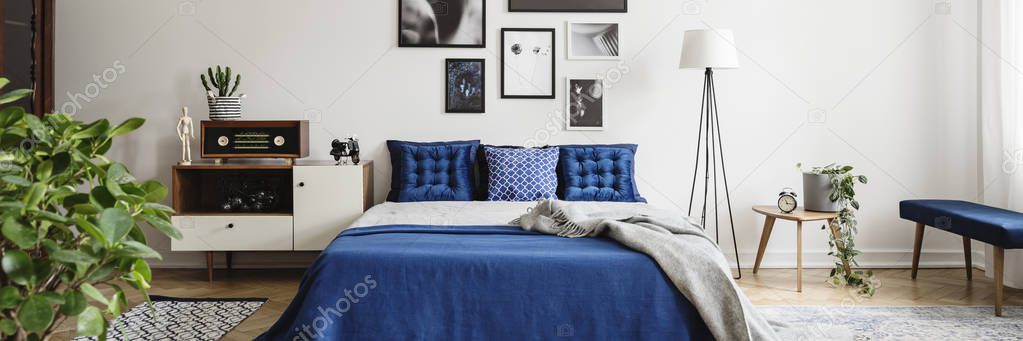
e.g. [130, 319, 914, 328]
[679, 29, 742, 278]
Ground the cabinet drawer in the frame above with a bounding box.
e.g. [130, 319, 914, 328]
[171, 215, 293, 251]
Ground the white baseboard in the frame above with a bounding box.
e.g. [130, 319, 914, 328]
[151, 249, 984, 270]
[724, 249, 983, 269]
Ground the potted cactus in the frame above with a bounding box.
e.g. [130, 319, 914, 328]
[200, 65, 244, 120]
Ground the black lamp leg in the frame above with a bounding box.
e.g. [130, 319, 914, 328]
[686, 67, 742, 279]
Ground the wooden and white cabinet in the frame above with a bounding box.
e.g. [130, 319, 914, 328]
[171, 160, 373, 282]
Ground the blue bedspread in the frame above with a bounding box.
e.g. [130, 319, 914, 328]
[256, 225, 712, 340]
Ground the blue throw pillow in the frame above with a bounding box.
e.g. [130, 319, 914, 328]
[484, 146, 559, 201]
[558, 144, 646, 202]
[386, 140, 479, 202]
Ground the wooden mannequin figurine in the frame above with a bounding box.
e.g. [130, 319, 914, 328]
[177, 106, 194, 165]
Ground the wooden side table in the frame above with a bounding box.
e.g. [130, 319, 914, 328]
[751, 205, 850, 292]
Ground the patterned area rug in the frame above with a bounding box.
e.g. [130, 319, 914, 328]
[761, 305, 1023, 340]
[73, 295, 267, 341]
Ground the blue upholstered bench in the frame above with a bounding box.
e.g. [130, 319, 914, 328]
[900, 199, 1023, 316]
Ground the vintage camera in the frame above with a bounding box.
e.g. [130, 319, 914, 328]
[330, 135, 361, 165]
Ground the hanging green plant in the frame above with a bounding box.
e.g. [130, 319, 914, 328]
[800, 163, 878, 297]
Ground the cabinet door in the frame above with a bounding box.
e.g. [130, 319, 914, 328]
[293, 165, 364, 250]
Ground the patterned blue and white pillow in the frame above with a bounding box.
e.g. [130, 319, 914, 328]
[484, 146, 559, 201]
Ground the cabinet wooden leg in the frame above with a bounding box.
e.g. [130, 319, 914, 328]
[753, 217, 776, 274]
[994, 246, 1004, 317]
[911, 223, 924, 279]
[206, 251, 214, 284]
[226, 251, 233, 270]
[796, 221, 803, 293]
[963, 236, 972, 281]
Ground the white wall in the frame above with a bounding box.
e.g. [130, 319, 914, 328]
[55, 0, 981, 269]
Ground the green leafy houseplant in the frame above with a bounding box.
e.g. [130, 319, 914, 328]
[200, 65, 241, 97]
[0, 79, 181, 340]
[800, 163, 878, 297]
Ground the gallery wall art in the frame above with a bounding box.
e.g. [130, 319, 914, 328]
[501, 28, 555, 99]
[568, 22, 621, 60]
[509, 0, 627, 13]
[446, 59, 485, 113]
[566, 78, 605, 130]
[399, 0, 485, 47]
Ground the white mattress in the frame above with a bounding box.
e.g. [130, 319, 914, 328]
[348, 201, 680, 229]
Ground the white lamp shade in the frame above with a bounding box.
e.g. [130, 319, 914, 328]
[679, 29, 739, 69]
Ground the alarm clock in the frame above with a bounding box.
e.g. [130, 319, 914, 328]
[777, 187, 798, 213]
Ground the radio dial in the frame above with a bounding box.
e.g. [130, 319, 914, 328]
[274, 136, 286, 146]
[217, 136, 230, 147]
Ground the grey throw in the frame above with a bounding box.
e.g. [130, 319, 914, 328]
[512, 199, 779, 341]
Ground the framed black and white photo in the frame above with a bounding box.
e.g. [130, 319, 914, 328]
[565, 78, 605, 130]
[501, 28, 555, 99]
[446, 59, 485, 113]
[399, 0, 485, 47]
[509, 0, 626, 13]
[567, 22, 620, 60]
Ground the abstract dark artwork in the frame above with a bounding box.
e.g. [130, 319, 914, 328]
[501, 28, 555, 99]
[446, 59, 485, 113]
[509, 0, 626, 12]
[400, 0, 485, 47]
[566, 78, 605, 130]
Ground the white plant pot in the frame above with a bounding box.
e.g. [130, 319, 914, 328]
[207, 96, 242, 120]
[803, 173, 841, 212]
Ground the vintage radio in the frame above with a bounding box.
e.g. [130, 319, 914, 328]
[200, 120, 309, 161]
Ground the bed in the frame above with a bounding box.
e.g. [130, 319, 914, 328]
[256, 201, 713, 340]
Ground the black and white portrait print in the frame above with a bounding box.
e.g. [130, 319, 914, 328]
[566, 78, 604, 130]
[446, 59, 485, 113]
[501, 28, 554, 98]
[400, 0, 485, 47]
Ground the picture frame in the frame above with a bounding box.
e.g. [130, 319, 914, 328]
[399, 0, 486, 48]
[501, 28, 555, 99]
[445, 59, 486, 113]
[565, 78, 605, 130]
[567, 22, 621, 60]
[509, 0, 627, 13]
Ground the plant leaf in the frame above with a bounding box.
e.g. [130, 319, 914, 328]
[70, 119, 109, 140]
[140, 180, 167, 203]
[60, 290, 87, 316]
[1, 250, 34, 287]
[110, 118, 144, 136]
[50, 249, 98, 266]
[98, 207, 133, 244]
[0, 89, 32, 105]
[1, 175, 30, 187]
[18, 295, 54, 333]
[0, 287, 21, 309]
[79, 283, 109, 305]
[141, 214, 181, 240]
[22, 183, 47, 209]
[76, 306, 106, 339]
[2, 217, 37, 249]
[114, 241, 162, 259]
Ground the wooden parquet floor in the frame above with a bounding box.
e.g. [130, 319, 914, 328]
[51, 267, 1022, 340]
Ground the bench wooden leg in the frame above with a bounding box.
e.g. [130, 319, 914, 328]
[995, 246, 1005, 317]
[206, 251, 214, 285]
[753, 217, 776, 274]
[911, 223, 924, 279]
[963, 236, 972, 281]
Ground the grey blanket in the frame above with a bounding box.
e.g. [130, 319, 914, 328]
[512, 199, 779, 341]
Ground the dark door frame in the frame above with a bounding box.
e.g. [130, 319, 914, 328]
[31, 0, 55, 116]
[2, 0, 55, 115]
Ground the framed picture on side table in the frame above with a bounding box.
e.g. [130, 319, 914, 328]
[501, 28, 555, 99]
[567, 22, 621, 60]
[445, 58, 485, 113]
[565, 78, 605, 130]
